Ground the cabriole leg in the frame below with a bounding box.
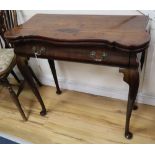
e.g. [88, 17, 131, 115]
[119, 68, 139, 139]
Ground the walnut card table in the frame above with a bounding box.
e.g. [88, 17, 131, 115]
[5, 14, 150, 139]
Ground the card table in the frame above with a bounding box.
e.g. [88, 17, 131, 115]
[5, 14, 150, 139]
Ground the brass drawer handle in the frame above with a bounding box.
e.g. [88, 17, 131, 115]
[102, 51, 108, 60]
[32, 46, 37, 53]
[90, 50, 108, 62]
[40, 47, 46, 53]
[95, 51, 108, 62]
[32, 46, 46, 55]
[90, 51, 96, 58]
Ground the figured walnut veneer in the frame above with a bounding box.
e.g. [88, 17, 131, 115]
[5, 14, 150, 139]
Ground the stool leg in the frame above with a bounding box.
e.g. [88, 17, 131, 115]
[5, 79, 27, 121]
[11, 70, 20, 83]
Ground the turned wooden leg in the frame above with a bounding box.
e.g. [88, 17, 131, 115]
[48, 59, 61, 94]
[16, 56, 47, 116]
[119, 68, 139, 139]
[5, 79, 27, 121]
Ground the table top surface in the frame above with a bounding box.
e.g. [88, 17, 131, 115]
[5, 14, 150, 51]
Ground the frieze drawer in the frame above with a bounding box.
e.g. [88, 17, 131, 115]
[15, 43, 130, 67]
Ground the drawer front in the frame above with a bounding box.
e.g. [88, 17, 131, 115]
[15, 42, 130, 67]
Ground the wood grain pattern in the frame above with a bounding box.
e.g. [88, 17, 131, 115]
[3, 13, 151, 140]
[5, 14, 150, 51]
[15, 42, 131, 68]
[0, 83, 155, 144]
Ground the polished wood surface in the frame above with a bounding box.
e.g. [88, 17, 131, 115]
[4, 14, 151, 139]
[0, 84, 155, 144]
[5, 14, 150, 51]
[15, 42, 133, 68]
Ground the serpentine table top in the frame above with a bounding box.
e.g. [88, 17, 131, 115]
[4, 14, 151, 140]
[5, 14, 150, 52]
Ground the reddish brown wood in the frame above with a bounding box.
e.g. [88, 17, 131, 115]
[5, 14, 150, 52]
[4, 14, 151, 139]
[15, 41, 131, 68]
[119, 66, 139, 139]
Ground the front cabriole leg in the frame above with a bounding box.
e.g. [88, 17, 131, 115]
[16, 56, 47, 116]
[119, 60, 139, 139]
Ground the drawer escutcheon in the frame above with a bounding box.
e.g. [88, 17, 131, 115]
[32, 46, 37, 53]
[40, 47, 46, 53]
[90, 51, 96, 58]
[102, 51, 108, 60]
[32, 46, 46, 55]
[94, 51, 108, 62]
